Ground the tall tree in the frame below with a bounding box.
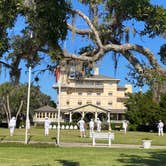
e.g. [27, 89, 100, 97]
[0, 82, 53, 127]
[63, 0, 166, 102]
[0, 0, 70, 83]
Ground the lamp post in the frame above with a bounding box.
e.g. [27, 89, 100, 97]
[25, 66, 31, 144]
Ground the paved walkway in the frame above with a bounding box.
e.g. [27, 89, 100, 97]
[1, 140, 166, 149]
[60, 142, 166, 149]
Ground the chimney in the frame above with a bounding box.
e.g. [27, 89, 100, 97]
[94, 67, 99, 75]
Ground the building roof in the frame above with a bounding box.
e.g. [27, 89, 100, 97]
[61, 104, 126, 114]
[70, 75, 120, 82]
[71, 104, 109, 112]
[34, 105, 57, 112]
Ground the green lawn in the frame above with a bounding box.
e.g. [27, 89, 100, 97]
[0, 127, 166, 146]
[0, 145, 165, 166]
[0, 128, 166, 166]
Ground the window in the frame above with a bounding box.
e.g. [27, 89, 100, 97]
[96, 101, 101, 105]
[108, 92, 113, 96]
[78, 92, 82, 95]
[86, 100, 92, 104]
[78, 101, 82, 105]
[67, 90, 72, 94]
[108, 102, 112, 106]
[96, 92, 101, 96]
[66, 101, 70, 105]
[87, 92, 92, 95]
[96, 82, 102, 85]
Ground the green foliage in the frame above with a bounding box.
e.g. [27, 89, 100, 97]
[0, 0, 70, 55]
[106, 0, 166, 37]
[0, 0, 23, 55]
[159, 93, 166, 122]
[26, 0, 70, 49]
[0, 0, 71, 83]
[125, 90, 162, 131]
[0, 82, 53, 121]
[159, 44, 166, 65]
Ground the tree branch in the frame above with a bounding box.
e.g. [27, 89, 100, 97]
[67, 23, 92, 36]
[72, 9, 103, 48]
[16, 100, 23, 121]
[104, 43, 162, 70]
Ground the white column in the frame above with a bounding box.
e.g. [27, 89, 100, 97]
[95, 112, 98, 121]
[69, 112, 72, 122]
[107, 112, 111, 130]
[116, 114, 119, 121]
[82, 112, 85, 118]
[107, 112, 110, 122]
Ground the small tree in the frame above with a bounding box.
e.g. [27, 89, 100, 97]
[159, 93, 166, 122]
[125, 91, 160, 131]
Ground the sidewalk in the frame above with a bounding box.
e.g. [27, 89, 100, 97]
[60, 142, 166, 149]
[1, 140, 166, 149]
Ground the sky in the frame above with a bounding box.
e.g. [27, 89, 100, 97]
[0, 0, 166, 102]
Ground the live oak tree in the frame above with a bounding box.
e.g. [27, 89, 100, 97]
[0, 0, 166, 102]
[0, 0, 70, 83]
[64, 0, 166, 102]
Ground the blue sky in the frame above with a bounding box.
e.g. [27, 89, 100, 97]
[0, 0, 166, 101]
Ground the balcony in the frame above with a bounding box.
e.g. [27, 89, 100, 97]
[53, 83, 104, 89]
[117, 97, 128, 102]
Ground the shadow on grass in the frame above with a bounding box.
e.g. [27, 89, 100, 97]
[51, 137, 57, 143]
[56, 160, 79, 166]
[28, 135, 32, 143]
[118, 150, 166, 166]
[0, 135, 6, 141]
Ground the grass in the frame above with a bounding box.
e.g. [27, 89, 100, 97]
[0, 145, 165, 166]
[0, 127, 166, 146]
[0, 128, 166, 166]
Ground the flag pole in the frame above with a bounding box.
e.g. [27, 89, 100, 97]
[56, 67, 61, 146]
[25, 66, 31, 144]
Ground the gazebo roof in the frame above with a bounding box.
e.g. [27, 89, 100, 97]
[34, 105, 57, 112]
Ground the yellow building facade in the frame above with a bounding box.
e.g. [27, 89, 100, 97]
[53, 66, 132, 123]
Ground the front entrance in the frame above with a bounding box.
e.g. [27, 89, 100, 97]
[72, 112, 82, 122]
[98, 113, 107, 122]
[84, 112, 94, 122]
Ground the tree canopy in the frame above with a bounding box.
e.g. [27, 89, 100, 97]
[0, 0, 166, 101]
[0, 0, 70, 83]
[125, 90, 166, 131]
[0, 82, 54, 126]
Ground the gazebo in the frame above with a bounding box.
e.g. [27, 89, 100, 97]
[33, 105, 60, 125]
